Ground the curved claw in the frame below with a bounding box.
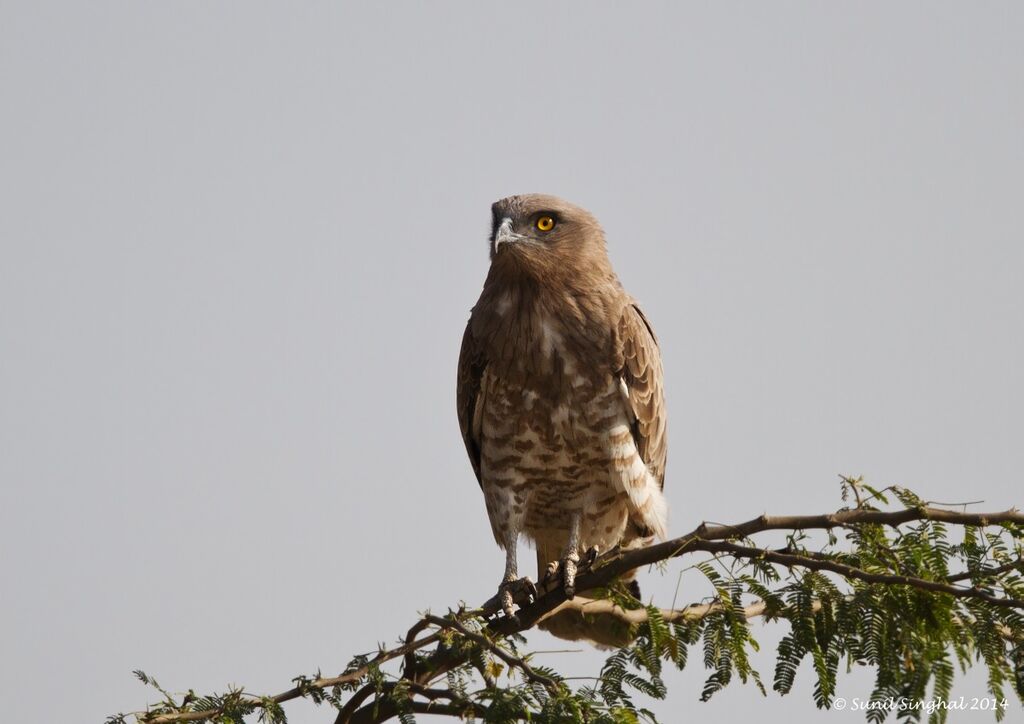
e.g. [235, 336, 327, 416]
[524, 576, 538, 600]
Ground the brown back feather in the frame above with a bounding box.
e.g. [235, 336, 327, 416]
[456, 322, 486, 488]
[616, 302, 668, 488]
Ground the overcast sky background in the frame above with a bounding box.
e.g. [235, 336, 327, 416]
[2, 3, 1022, 723]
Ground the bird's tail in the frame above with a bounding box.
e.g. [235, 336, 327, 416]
[534, 538, 648, 649]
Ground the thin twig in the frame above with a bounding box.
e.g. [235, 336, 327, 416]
[140, 630, 442, 724]
[946, 558, 1024, 583]
[424, 614, 559, 692]
[694, 540, 1024, 609]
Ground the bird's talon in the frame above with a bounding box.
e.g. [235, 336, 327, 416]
[499, 588, 515, 620]
[497, 576, 536, 619]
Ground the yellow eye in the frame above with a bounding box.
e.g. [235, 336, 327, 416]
[536, 215, 555, 232]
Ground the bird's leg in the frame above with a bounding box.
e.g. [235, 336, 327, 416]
[497, 528, 535, 620]
[560, 512, 583, 599]
[500, 533, 519, 616]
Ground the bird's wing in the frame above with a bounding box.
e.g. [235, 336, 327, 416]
[615, 302, 667, 487]
[456, 320, 487, 488]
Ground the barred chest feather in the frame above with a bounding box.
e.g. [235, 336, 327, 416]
[475, 310, 659, 553]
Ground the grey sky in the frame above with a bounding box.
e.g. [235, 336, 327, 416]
[1, 3, 1022, 722]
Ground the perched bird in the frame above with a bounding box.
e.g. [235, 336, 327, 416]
[456, 194, 668, 646]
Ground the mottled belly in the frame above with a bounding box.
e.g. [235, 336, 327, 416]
[478, 372, 634, 551]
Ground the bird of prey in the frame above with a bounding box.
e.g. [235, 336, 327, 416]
[457, 194, 668, 645]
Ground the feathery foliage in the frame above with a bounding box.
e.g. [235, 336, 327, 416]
[113, 478, 1023, 724]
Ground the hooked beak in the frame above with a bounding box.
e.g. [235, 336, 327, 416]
[492, 217, 522, 254]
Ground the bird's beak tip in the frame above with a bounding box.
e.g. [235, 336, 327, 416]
[493, 218, 517, 254]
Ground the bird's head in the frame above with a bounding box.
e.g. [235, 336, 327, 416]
[487, 194, 612, 280]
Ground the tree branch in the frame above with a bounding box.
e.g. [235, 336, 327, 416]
[124, 499, 1024, 724]
[538, 596, 817, 626]
[141, 630, 443, 724]
[691, 540, 1024, 609]
[947, 557, 1024, 583]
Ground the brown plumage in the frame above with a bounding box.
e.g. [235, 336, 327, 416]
[457, 194, 668, 646]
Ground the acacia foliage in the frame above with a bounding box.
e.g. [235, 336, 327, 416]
[110, 479, 1024, 724]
